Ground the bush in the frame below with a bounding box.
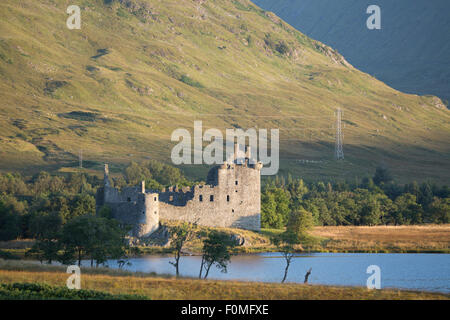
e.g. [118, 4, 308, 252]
[0, 282, 147, 300]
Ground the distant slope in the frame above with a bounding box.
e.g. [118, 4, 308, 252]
[0, 0, 449, 183]
[253, 0, 450, 102]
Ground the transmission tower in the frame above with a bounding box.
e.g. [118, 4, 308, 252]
[335, 108, 344, 160]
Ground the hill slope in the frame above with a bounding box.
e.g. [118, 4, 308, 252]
[0, 0, 449, 182]
[253, 0, 450, 101]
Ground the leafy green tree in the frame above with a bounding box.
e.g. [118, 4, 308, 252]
[125, 162, 152, 186]
[28, 212, 63, 264]
[199, 231, 237, 279]
[98, 205, 113, 219]
[0, 201, 20, 241]
[169, 222, 196, 277]
[418, 182, 434, 210]
[373, 167, 393, 186]
[261, 192, 283, 228]
[286, 209, 314, 242]
[59, 215, 128, 266]
[261, 187, 290, 229]
[428, 197, 450, 223]
[393, 193, 423, 225]
[71, 194, 96, 218]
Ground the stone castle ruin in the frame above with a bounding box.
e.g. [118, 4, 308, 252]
[96, 144, 262, 238]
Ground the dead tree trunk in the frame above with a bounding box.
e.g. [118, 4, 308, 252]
[304, 268, 312, 284]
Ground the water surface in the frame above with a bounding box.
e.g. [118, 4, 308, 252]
[95, 253, 449, 293]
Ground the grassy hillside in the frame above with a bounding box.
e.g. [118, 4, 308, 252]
[0, 0, 449, 182]
[253, 0, 450, 102]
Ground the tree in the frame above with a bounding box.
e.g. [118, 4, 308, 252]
[428, 197, 450, 223]
[59, 215, 128, 266]
[0, 201, 20, 241]
[199, 231, 237, 279]
[393, 194, 423, 225]
[373, 166, 393, 186]
[272, 231, 299, 283]
[71, 194, 96, 218]
[169, 222, 196, 277]
[270, 209, 317, 283]
[286, 210, 314, 243]
[28, 212, 63, 264]
[261, 187, 290, 229]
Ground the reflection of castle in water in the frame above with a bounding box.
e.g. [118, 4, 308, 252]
[96, 143, 262, 238]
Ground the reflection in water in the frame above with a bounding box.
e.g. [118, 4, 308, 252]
[86, 253, 449, 293]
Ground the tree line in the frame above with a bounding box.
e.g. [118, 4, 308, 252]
[261, 167, 449, 229]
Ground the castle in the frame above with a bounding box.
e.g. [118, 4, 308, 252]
[96, 144, 262, 238]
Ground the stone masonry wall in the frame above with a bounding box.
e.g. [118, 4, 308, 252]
[159, 164, 261, 231]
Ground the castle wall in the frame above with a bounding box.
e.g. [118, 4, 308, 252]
[159, 164, 261, 231]
[96, 156, 262, 238]
[99, 185, 159, 238]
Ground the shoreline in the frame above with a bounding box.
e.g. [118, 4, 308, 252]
[0, 260, 448, 299]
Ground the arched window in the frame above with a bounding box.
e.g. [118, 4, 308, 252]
[210, 195, 214, 202]
[199, 195, 203, 202]
[227, 195, 230, 202]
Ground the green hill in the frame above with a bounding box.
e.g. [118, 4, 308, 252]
[253, 0, 450, 102]
[0, 0, 449, 183]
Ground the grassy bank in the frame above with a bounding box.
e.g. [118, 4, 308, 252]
[1, 225, 449, 258]
[0, 260, 447, 300]
[309, 225, 450, 253]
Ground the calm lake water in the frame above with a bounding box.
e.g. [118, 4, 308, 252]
[90, 253, 449, 293]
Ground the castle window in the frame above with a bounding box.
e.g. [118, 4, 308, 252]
[154, 197, 157, 201]
[210, 195, 214, 202]
[227, 195, 230, 202]
[235, 180, 238, 185]
[199, 195, 203, 202]
[232, 209, 235, 213]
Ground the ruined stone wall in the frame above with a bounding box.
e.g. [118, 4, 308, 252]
[96, 160, 261, 237]
[159, 164, 261, 231]
[98, 186, 159, 238]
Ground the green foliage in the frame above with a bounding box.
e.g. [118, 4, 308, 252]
[179, 75, 204, 88]
[0, 201, 20, 241]
[261, 187, 290, 228]
[169, 222, 196, 277]
[28, 212, 63, 263]
[373, 166, 393, 186]
[59, 215, 129, 266]
[0, 283, 147, 300]
[262, 171, 448, 228]
[286, 209, 314, 242]
[199, 231, 237, 279]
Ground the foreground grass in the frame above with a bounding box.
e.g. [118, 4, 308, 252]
[0, 260, 448, 300]
[0, 282, 147, 300]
